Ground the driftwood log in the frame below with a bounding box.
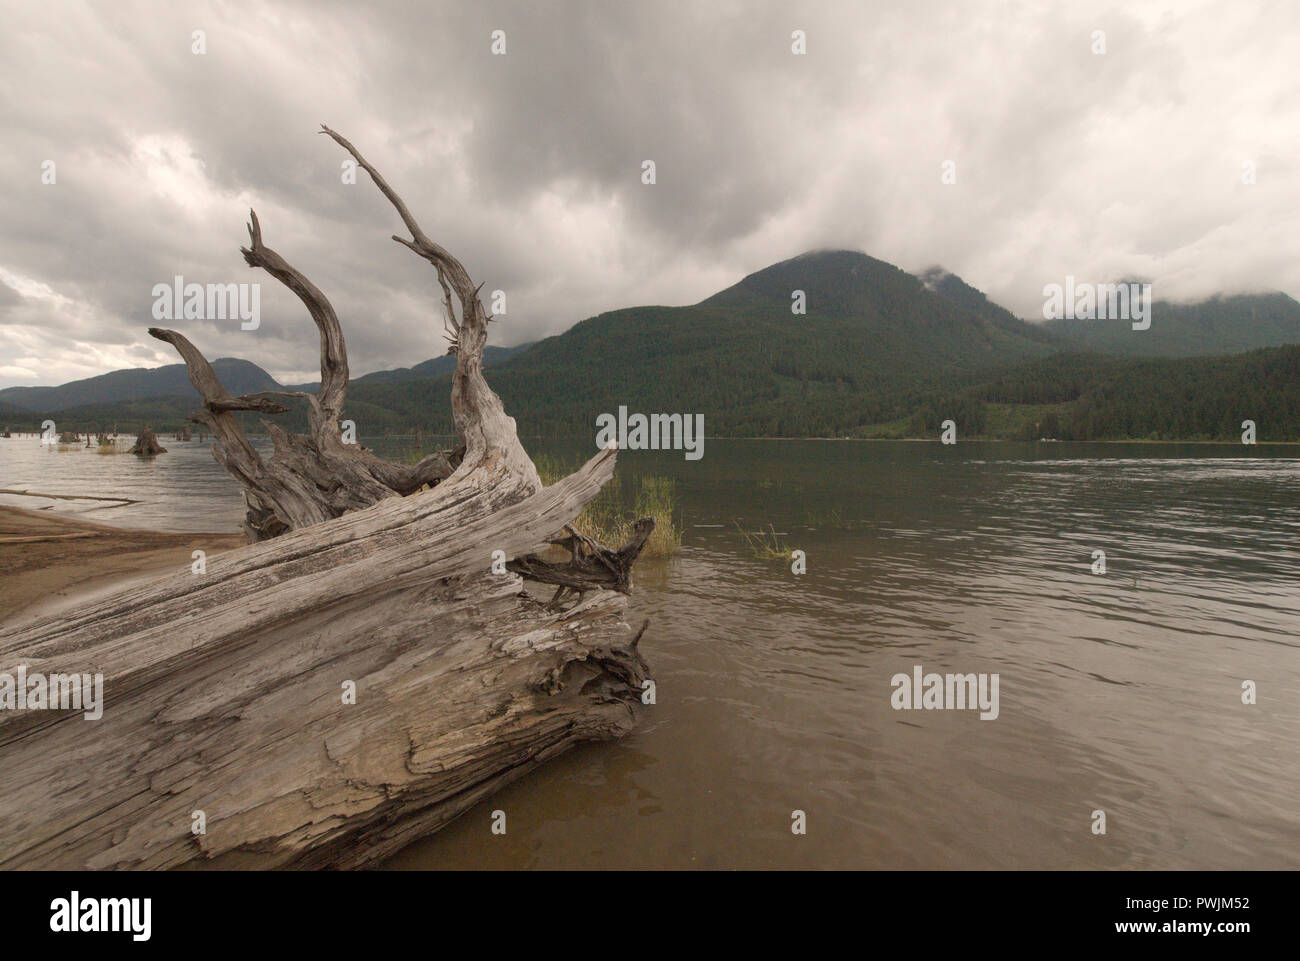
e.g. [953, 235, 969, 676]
[0, 127, 653, 869]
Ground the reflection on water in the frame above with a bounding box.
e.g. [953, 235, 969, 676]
[3, 435, 1298, 867]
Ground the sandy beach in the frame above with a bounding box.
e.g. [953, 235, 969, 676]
[0, 505, 244, 627]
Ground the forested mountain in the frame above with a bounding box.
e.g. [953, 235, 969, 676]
[5, 252, 1296, 443]
[342, 250, 1064, 437]
[357, 344, 527, 384]
[284, 344, 527, 390]
[0, 358, 277, 412]
[1043, 291, 1300, 357]
[0, 345, 526, 418]
[920, 266, 1051, 335]
[343, 256, 1300, 441]
[896, 346, 1300, 442]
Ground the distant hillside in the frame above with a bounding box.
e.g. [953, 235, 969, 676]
[1042, 292, 1300, 357]
[0, 344, 528, 414]
[285, 344, 529, 390]
[0, 358, 278, 412]
[5, 252, 1296, 442]
[0, 395, 204, 433]
[358, 344, 528, 384]
[920, 267, 1059, 342]
[868, 345, 1300, 442]
[346, 250, 1064, 437]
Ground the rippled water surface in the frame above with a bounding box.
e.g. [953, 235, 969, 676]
[4, 435, 1297, 868]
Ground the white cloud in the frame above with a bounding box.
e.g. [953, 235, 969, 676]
[0, 0, 1296, 388]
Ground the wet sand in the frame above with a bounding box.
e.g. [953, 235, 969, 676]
[0, 505, 244, 627]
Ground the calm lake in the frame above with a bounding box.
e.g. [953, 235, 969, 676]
[3, 435, 1298, 868]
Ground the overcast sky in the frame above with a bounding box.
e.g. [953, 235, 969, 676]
[1, 0, 1297, 388]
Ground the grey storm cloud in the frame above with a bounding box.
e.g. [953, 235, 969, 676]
[1, 0, 1297, 388]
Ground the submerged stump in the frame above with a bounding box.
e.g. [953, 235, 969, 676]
[128, 427, 167, 456]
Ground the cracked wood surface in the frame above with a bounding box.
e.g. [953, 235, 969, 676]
[0, 448, 648, 869]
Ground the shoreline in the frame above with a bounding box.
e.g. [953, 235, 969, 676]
[0, 433, 1291, 625]
[0, 505, 243, 628]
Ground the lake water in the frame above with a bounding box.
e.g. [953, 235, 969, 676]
[3, 434, 1298, 868]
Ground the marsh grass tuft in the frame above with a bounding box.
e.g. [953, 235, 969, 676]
[533, 452, 681, 557]
[734, 521, 794, 561]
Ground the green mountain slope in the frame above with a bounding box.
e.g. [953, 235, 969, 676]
[347, 250, 1065, 437]
[5, 252, 1296, 443]
[958, 346, 1300, 441]
[1042, 292, 1300, 357]
[284, 344, 528, 391]
[0, 358, 278, 412]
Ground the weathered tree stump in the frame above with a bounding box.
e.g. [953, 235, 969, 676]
[128, 426, 167, 456]
[0, 127, 653, 870]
